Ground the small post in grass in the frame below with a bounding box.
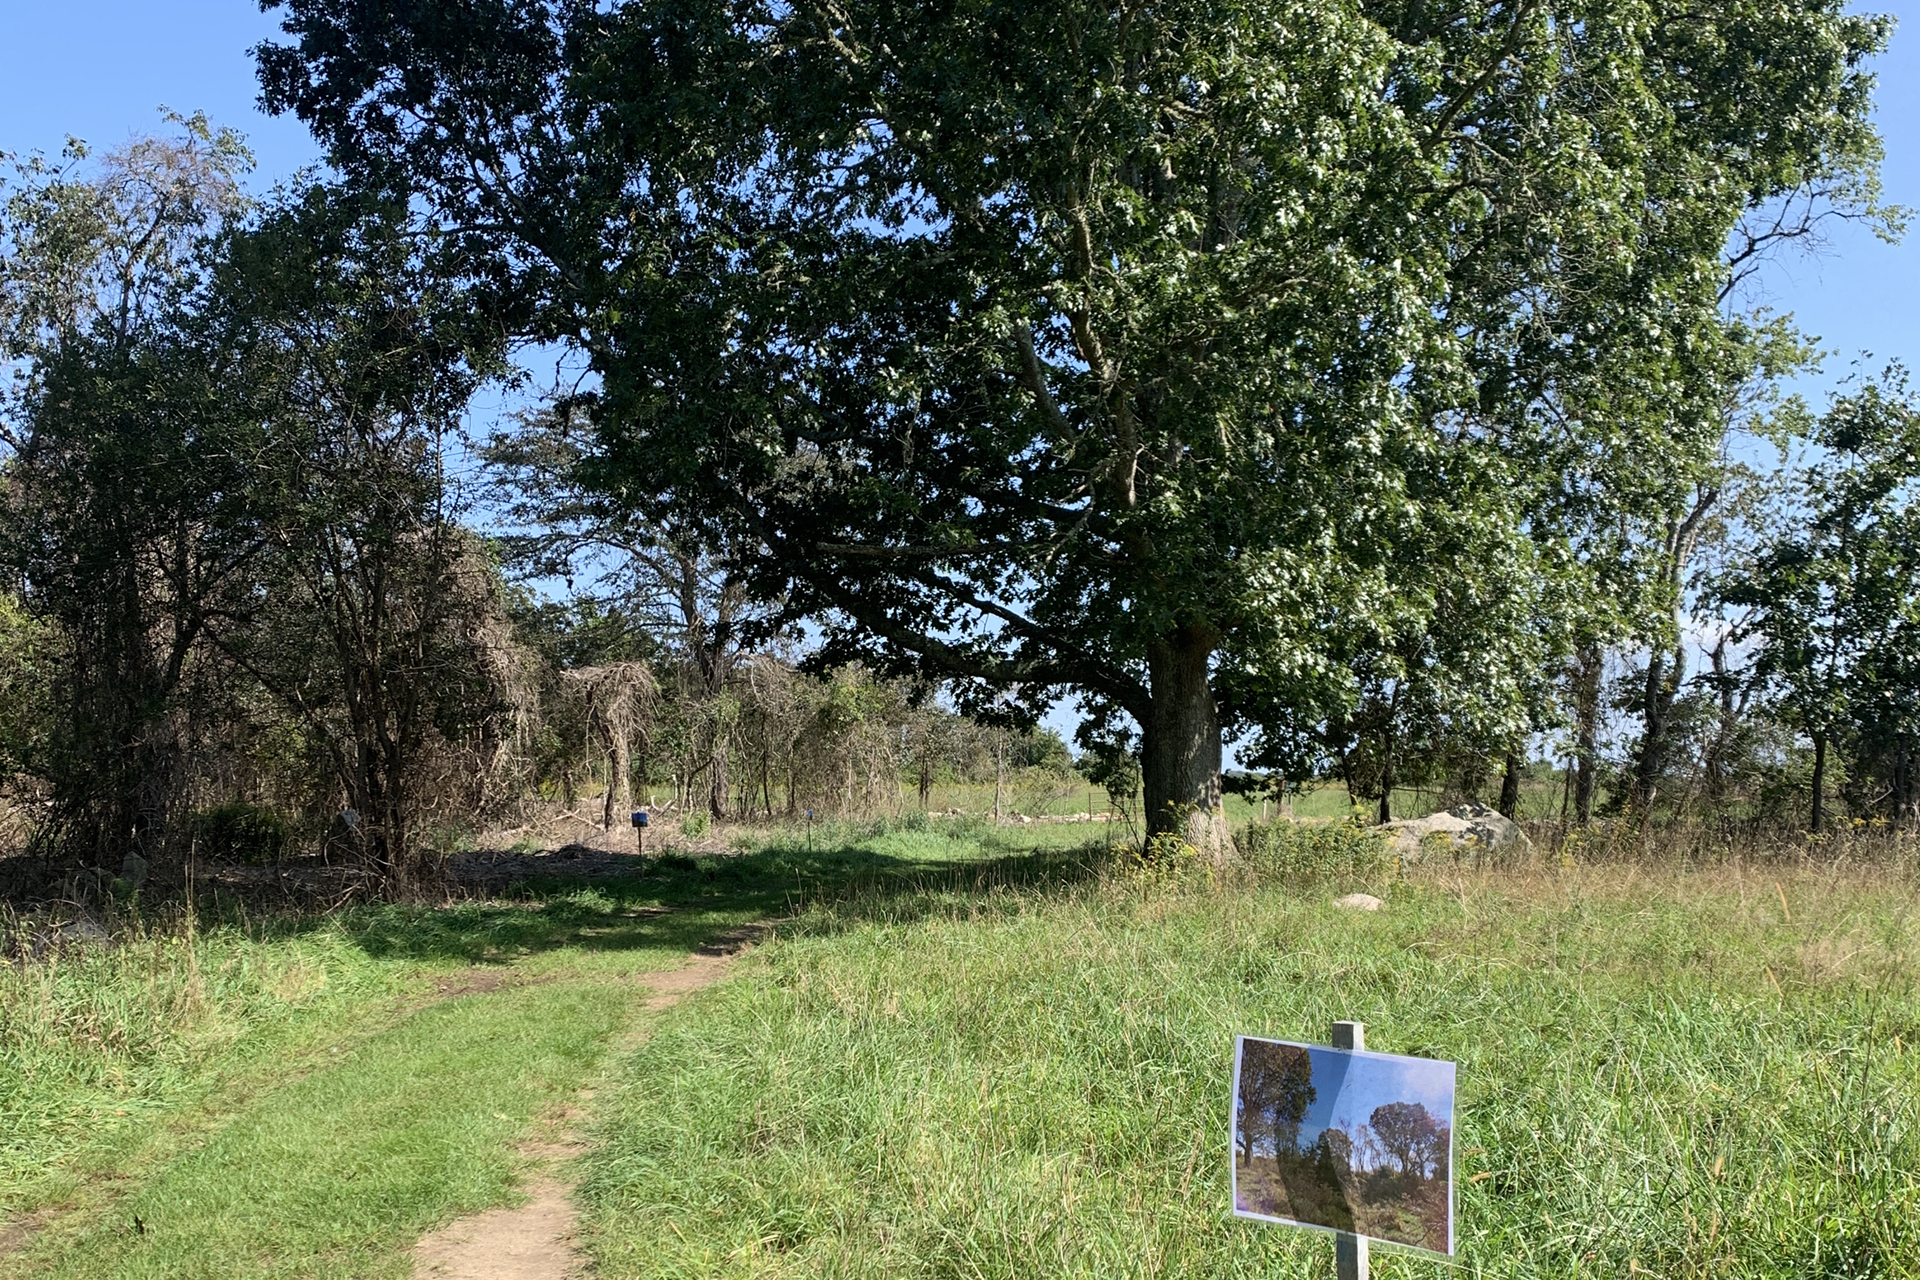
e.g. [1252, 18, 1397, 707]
[631, 808, 649, 857]
[1331, 1019, 1369, 1280]
[807, 807, 814, 852]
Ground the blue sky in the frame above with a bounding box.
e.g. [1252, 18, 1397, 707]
[1293, 1045, 1455, 1159]
[1239, 1040, 1456, 1162]
[1, 3, 323, 184]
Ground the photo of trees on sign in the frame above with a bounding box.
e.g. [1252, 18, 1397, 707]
[1232, 1037, 1455, 1254]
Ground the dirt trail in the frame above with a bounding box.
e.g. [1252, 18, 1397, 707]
[411, 925, 768, 1280]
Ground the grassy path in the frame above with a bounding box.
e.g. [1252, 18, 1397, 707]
[4, 885, 779, 1279]
[2, 823, 1042, 1279]
[13, 825, 1917, 1279]
[410, 927, 765, 1280]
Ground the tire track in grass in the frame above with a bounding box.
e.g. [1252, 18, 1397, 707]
[9, 906, 766, 1279]
[411, 925, 769, 1280]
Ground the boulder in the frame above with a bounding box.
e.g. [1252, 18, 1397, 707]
[1381, 801, 1534, 866]
[1333, 892, 1384, 911]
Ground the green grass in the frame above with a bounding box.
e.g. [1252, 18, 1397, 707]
[29, 976, 629, 1278]
[9, 824, 1918, 1279]
[0, 915, 404, 1218]
[0, 831, 1055, 1275]
[576, 856, 1920, 1279]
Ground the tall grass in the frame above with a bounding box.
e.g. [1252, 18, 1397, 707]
[0, 909, 402, 1212]
[579, 857, 1920, 1279]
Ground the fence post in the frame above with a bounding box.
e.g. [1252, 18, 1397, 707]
[1331, 1020, 1368, 1280]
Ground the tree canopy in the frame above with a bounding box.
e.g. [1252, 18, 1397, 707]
[256, 0, 1891, 849]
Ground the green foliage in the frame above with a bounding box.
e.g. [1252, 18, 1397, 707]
[1723, 368, 1920, 824]
[0, 589, 53, 784]
[0, 123, 520, 883]
[1233, 818, 1390, 882]
[680, 810, 711, 839]
[257, 0, 1894, 837]
[0, 118, 263, 871]
[1078, 741, 1142, 820]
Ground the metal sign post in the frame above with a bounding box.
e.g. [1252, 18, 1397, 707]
[1331, 1020, 1368, 1280]
[631, 809, 649, 856]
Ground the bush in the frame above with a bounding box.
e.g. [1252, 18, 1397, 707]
[190, 802, 290, 865]
[1234, 817, 1388, 880]
[681, 810, 711, 839]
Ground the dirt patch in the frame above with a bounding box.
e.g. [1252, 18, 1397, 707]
[637, 924, 770, 1011]
[410, 926, 765, 1280]
[0, 1209, 52, 1259]
[431, 967, 529, 999]
[447, 845, 662, 888]
[413, 1176, 583, 1280]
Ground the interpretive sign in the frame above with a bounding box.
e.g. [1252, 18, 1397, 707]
[1231, 1033, 1455, 1257]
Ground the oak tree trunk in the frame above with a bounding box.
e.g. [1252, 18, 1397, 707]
[1810, 732, 1827, 834]
[1498, 751, 1523, 820]
[708, 741, 729, 820]
[1571, 645, 1602, 825]
[1141, 625, 1228, 857]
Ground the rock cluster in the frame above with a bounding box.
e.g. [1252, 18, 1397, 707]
[1380, 801, 1534, 866]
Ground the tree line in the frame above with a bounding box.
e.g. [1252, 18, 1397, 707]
[0, 127, 1068, 894]
[3, 0, 1918, 895]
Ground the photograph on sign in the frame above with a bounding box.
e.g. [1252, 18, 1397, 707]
[1231, 1036, 1455, 1255]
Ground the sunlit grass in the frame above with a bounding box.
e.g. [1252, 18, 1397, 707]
[10, 824, 1915, 1279]
[0, 822, 1060, 1274]
[578, 859, 1920, 1279]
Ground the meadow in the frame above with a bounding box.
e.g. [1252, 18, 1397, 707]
[2, 819, 1916, 1278]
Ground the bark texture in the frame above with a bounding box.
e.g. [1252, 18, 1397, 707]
[1142, 625, 1229, 857]
[1498, 751, 1523, 820]
[1571, 645, 1603, 825]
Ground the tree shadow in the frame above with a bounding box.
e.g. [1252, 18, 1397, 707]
[196, 836, 1113, 966]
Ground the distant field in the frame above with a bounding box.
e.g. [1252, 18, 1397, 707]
[611, 774, 1573, 827]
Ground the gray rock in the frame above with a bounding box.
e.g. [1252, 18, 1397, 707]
[1333, 892, 1384, 911]
[18, 913, 110, 960]
[1381, 801, 1534, 866]
[57, 916, 110, 945]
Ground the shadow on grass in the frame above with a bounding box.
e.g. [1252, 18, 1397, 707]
[195, 830, 1115, 966]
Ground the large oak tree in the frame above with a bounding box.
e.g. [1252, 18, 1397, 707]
[258, 0, 1888, 848]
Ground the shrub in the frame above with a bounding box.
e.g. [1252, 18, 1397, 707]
[1234, 817, 1388, 880]
[189, 803, 290, 865]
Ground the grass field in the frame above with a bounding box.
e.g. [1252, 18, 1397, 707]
[0, 872, 785, 1276]
[4, 818, 1917, 1278]
[579, 832, 1920, 1279]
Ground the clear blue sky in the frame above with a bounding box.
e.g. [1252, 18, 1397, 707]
[1239, 1040, 1455, 1162]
